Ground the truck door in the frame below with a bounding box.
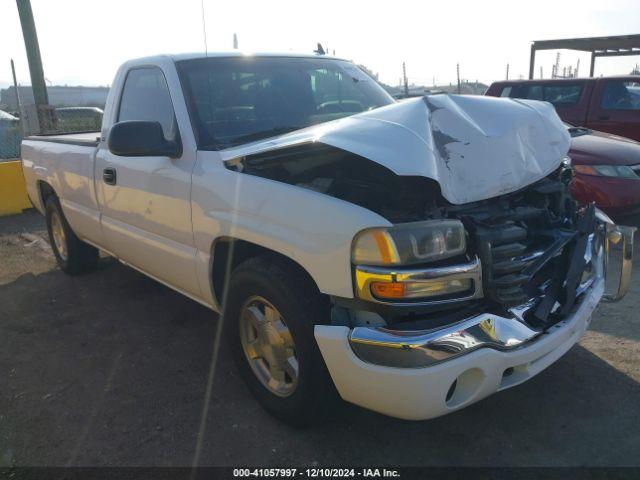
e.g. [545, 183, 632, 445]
[587, 78, 640, 141]
[94, 66, 201, 297]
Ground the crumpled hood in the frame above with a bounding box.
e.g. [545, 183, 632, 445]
[221, 95, 570, 205]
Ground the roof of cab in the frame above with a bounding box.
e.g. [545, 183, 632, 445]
[491, 75, 640, 85]
[127, 51, 351, 64]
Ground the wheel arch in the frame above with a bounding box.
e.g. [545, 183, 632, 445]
[37, 180, 57, 211]
[209, 236, 323, 309]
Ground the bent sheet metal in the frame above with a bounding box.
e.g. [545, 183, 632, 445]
[220, 95, 571, 205]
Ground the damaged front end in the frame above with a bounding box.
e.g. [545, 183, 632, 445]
[335, 161, 635, 368]
[344, 165, 635, 368]
[222, 95, 635, 369]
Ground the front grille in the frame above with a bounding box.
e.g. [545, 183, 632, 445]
[466, 205, 595, 332]
[472, 222, 552, 306]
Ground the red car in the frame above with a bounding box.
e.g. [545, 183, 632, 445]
[567, 125, 640, 218]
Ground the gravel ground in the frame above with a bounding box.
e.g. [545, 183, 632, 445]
[0, 210, 639, 467]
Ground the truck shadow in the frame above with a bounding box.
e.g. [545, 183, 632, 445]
[1, 259, 639, 467]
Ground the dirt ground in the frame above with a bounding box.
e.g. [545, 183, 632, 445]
[1, 210, 639, 467]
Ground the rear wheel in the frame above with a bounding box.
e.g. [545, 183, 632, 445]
[224, 255, 338, 426]
[45, 196, 98, 275]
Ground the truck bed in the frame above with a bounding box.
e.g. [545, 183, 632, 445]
[25, 131, 100, 147]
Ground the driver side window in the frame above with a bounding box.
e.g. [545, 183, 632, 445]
[118, 67, 178, 140]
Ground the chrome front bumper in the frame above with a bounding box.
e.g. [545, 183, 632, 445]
[315, 278, 605, 420]
[348, 221, 635, 369]
[350, 305, 544, 368]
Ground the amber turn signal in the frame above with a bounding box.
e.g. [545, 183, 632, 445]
[369, 278, 473, 301]
[370, 282, 406, 299]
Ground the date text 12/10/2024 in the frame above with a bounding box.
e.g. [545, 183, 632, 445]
[232, 468, 401, 478]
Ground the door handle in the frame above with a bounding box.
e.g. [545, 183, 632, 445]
[597, 115, 610, 121]
[103, 167, 117, 185]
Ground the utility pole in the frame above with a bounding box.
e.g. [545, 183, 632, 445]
[16, 0, 54, 134]
[233, 33, 238, 49]
[552, 52, 561, 78]
[10, 60, 21, 111]
[11, 59, 27, 135]
[456, 63, 461, 94]
[540, 66, 543, 79]
[506, 63, 509, 80]
[402, 62, 409, 97]
[16, 0, 48, 107]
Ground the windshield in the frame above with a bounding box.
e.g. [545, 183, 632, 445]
[176, 56, 394, 149]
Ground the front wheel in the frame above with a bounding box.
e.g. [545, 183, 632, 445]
[224, 255, 338, 426]
[45, 196, 98, 275]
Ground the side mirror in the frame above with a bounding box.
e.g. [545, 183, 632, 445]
[108, 120, 181, 158]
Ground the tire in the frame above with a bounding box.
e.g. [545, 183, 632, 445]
[223, 255, 338, 427]
[45, 196, 98, 275]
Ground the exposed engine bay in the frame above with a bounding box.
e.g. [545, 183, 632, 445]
[225, 142, 442, 223]
[226, 142, 597, 332]
[443, 166, 597, 330]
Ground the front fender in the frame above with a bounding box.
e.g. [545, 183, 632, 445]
[191, 151, 392, 303]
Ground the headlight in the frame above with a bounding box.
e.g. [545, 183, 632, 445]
[574, 164, 638, 179]
[352, 220, 466, 266]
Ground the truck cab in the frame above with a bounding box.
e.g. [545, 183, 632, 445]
[486, 76, 640, 141]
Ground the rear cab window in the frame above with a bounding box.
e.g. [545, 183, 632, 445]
[543, 85, 582, 105]
[507, 83, 583, 106]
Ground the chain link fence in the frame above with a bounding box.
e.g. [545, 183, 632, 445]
[0, 110, 22, 160]
[1, 84, 107, 161]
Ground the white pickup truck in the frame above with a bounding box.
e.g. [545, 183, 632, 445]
[21, 52, 635, 426]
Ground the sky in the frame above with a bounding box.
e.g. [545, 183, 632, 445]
[1, 0, 639, 89]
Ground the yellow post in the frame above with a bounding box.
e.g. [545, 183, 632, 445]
[0, 160, 32, 216]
